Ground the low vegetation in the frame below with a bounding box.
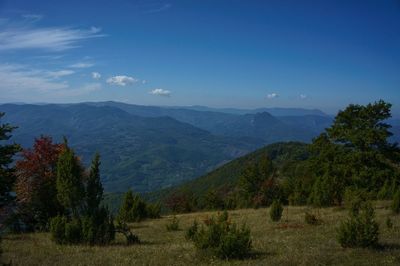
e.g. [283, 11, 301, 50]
[2, 203, 400, 265]
[392, 189, 400, 214]
[337, 201, 380, 248]
[269, 200, 283, 222]
[304, 211, 320, 225]
[166, 216, 180, 231]
[186, 211, 252, 259]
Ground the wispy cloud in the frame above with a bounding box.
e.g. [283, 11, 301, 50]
[57, 83, 102, 97]
[0, 22, 104, 51]
[107, 75, 137, 86]
[267, 92, 278, 99]
[149, 88, 171, 97]
[69, 62, 94, 68]
[46, 70, 75, 78]
[300, 94, 307, 99]
[0, 64, 69, 94]
[0, 64, 100, 100]
[144, 3, 172, 14]
[91, 72, 101, 79]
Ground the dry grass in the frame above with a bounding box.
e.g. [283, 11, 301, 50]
[2, 201, 400, 265]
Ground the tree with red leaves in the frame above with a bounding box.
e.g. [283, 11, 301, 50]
[15, 136, 64, 230]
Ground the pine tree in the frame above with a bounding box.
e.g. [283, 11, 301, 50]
[85, 153, 103, 215]
[309, 100, 399, 203]
[0, 112, 20, 209]
[56, 141, 85, 218]
[118, 190, 134, 222]
[337, 201, 379, 248]
[0, 113, 19, 259]
[51, 146, 115, 245]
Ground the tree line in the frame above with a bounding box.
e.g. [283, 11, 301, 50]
[165, 100, 400, 212]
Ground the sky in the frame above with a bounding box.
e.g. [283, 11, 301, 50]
[0, 0, 399, 115]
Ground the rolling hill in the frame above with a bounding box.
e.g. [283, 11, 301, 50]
[0, 103, 257, 193]
[88, 101, 333, 144]
[147, 142, 309, 203]
[3, 102, 397, 195]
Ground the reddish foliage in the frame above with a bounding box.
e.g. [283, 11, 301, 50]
[165, 191, 196, 213]
[15, 136, 64, 204]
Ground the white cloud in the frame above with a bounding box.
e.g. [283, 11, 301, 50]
[91, 72, 101, 79]
[267, 93, 278, 99]
[107, 75, 137, 86]
[300, 94, 307, 99]
[0, 64, 68, 93]
[0, 23, 104, 51]
[149, 88, 171, 97]
[69, 62, 94, 68]
[0, 64, 101, 101]
[46, 70, 75, 78]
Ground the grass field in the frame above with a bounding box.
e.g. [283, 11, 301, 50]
[2, 202, 400, 265]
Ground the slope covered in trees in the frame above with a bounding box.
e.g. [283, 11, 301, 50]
[151, 100, 400, 212]
[0, 104, 257, 192]
[147, 142, 309, 205]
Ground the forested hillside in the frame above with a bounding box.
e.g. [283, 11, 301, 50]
[0, 104, 256, 192]
[149, 101, 400, 213]
[148, 142, 308, 204]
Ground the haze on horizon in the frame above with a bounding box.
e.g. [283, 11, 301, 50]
[0, 0, 399, 116]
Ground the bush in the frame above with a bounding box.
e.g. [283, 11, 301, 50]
[344, 188, 366, 209]
[386, 217, 393, 229]
[50, 211, 114, 245]
[50, 215, 67, 244]
[185, 220, 199, 241]
[115, 220, 140, 245]
[304, 211, 319, 225]
[81, 208, 115, 245]
[50, 216, 84, 245]
[146, 203, 161, 219]
[392, 189, 400, 214]
[118, 191, 158, 222]
[377, 180, 391, 200]
[188, 212, 252, 259]
[337, 201, 379, 248]
[270, 200, 283, 222]
[64, 218, 83, 244]
[166, 216, 180, 231]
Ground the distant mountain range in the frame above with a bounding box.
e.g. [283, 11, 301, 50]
[1, 102, 398, 193]
[87, 101, 334, 144]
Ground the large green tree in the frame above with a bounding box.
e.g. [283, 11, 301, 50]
[56, 140, 85, 218]
[51, 142, 115, 245]
[85, 153, 103, 215]
[0, 112, 20, 209]
[309, 100, 400, 204]
[117, 190, 147, 222]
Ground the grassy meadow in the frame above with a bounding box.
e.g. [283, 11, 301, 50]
[2, 201, 400, 266]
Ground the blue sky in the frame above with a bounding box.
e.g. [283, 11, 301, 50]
[0, 0, 399, 115]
